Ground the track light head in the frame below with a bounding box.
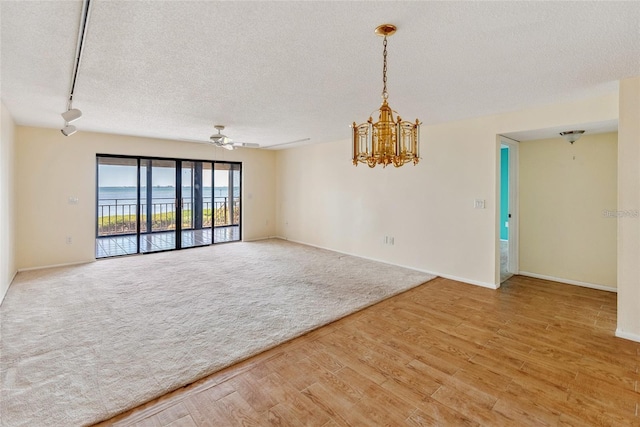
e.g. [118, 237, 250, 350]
[61, 108, 82, 123]
[61, 124, 77, 136]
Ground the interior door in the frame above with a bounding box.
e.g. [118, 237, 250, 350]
[500, 138, 519, 282]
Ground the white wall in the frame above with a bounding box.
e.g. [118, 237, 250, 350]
[276, 93, 619, 289]
[15, 127, 276, 270]
[519, 133, 617, 289]
[616, 77, 640, 342]
[0, 102, 17, 304]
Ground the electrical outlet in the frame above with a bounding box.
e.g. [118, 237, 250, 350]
[66, 236, 72, 244]
[474, 199, 485, 209]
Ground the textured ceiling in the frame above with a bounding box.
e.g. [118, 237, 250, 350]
[1, 1, 639, 147]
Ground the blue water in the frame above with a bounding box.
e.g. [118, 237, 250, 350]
[98, 186, 239, 216]
[98, 186, 239, 202]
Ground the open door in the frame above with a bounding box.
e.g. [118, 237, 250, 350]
[500, 138, 519, 282]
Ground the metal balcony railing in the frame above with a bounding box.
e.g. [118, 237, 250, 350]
[97, 197, 240, 236]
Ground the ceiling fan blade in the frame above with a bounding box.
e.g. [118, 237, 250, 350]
[212, 139, 234, 149]
[202, 125, 261, 149]
[211, 135, 230, 144]
[232, 142, 260, 148]
[267, 137, 311, 148]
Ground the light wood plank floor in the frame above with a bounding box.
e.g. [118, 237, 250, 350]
[94, 276, 639, 427]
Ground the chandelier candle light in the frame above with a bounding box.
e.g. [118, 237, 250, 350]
[352, 24, 421, 168]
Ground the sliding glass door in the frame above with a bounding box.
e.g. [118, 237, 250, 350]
[96, 155, 241, 258]
[96, 157, 140, 257]
[181, 161, 213, 248]
[213, 162, 241, 243]
[140, 159, 176, 253]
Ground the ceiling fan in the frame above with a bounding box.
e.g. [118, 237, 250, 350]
[210, 125, 260, 150]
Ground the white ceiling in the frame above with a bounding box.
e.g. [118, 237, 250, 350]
[1, 1, 639, 148]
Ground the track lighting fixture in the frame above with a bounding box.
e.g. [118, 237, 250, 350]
[61, 124, 77, 136]
[60, 0, 92, 136]
[61, 108, 82, 123]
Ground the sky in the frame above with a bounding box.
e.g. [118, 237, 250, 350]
[98, 164, 230, 187]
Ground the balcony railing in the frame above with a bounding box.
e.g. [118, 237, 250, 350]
[97, 197, 240, 236]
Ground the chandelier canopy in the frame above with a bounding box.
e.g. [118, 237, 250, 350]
[352, 24, 421, 168]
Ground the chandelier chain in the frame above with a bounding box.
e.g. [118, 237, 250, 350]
[382, 36, 388, 100]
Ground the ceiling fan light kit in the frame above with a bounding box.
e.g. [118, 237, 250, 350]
[559, 130, 585, 144]
[210, 125, 230, 144]
[209, 125, 260, 150]
[352, 24, 421, 168]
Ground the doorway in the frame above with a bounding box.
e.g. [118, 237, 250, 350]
[499, 138, 519, 282]
[96, 155, 241, 258]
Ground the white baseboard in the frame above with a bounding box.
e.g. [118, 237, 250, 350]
[242, 236, 278, 242]
[615, 329, 640, 343]
[18, 259, 95, 273]
[279, 237, 499, 290]
[438, 274, 499, 290]
[282, 237, 424, 271]
[0, 270, 18, 306]
[518, 271, 617, 293]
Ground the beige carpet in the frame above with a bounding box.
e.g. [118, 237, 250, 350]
[0, 239, 434, 427]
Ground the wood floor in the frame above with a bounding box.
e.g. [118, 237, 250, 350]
[94, 276, 640, 427]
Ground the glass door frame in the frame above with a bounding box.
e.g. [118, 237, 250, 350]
[140, 158, 179, 253]
[96, 154, 242, 258]
[213, 161, 242, 244]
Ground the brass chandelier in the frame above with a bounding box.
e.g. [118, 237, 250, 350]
[352, 24, 421, 168]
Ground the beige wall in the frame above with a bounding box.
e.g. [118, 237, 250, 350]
[276, 93, 619, 288]
[9, 83, 638, 341]
[15, 127, 276, 270]
[617, 77, 640, 342]
[519, 133, 617, 289]
[1, 102, 17, 303]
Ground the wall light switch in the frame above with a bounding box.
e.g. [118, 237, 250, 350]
[474, 199, 485, 209]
